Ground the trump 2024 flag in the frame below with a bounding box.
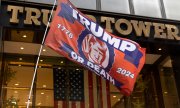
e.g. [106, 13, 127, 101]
[45, 0, 146, 96]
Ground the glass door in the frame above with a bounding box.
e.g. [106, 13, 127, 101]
[159, 56, 180, 108]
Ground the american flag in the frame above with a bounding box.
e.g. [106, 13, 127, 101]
[53, 68, 111, 108]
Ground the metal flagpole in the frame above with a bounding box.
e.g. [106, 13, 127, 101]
[26, 0, 57, 107]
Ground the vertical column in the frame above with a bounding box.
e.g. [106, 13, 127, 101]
[96, 0, 101, 11]
[128, 0, 135, 14]
[32, 56, 38, 108]
[0, 26, 3, 107]
[152, 66, 165, 108]
[124, 96, 131, 108]
[158, 0, 167, 18]
[170, 55, 180, 101]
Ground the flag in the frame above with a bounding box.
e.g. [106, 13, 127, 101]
[53, 68, 111, 108]
[45, 0, 146, 96]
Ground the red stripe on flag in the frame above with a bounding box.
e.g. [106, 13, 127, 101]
[54, 101, 58, 108]
[80, 101, 85, 108]
[106, 81, 111, 108]
[88, 71, 94, 108]
[72, 101, 76, 108]
[63, 101, 67, 108]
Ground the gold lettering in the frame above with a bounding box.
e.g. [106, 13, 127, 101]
[24, 7, 41, 25]
[153, 23, 166, 39]
[131, 20, 152, 37]
[7, 5, 180, 41]
[165, 24, 180, 40]
[115, 19, 132, 35]
[41, 9, 50, 26]
[7, 5, 23, 23]
[101, 16, 115, 33]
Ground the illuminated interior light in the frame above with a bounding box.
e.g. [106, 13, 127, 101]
[14, 83, 19, 86]
[43, 85, 47, 88]
[113, 95, 117, 98]
[25, 102, 32, 104]
[76, 68, 79, 70]
[41, 92, 44, 95]
[164, 92, 168, 94]
[37, 103, 41, 105]
[22, 35, 27, 38]
[11, 102, 17, 104]
[18, 64, 21, 67]
[40, 60, 43, 62]
[158, 48, 162, 51]
[19, 58, 22, 60]
[61, 61, 64, 64]
[43, 49, 46, 52]
[14, 91, 18, 94]
[20, 47, 24, 50]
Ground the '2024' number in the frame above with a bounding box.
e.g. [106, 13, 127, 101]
[116, 68, 134, 79]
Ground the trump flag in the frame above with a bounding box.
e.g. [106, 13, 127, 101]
[45, 0, 146, 96]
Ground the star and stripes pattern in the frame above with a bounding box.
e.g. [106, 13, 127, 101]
[53, 68, 84, 101]
[53, 68, 112, 108]
[54, 68, 68, 100]
[69, 69, 84, 101]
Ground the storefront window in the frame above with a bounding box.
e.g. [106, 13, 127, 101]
[159, 56, 180, 108]
[1, 54, 162, 108]
[36, 68, 53, 107]
[18, 0, 56, 5]
[36, 90, 54, 107]
[101, 0, 130, 14]
[1, 54, 63, 107]
[4, 28, 43, 44]
[70, 0, 96, 10]
[15, 0, 97, 10]
[110, 84, 124, 107]
[163, 0, 180, 20]
[3, 65, 34, 107]
[132, 0, 162, 18]
[1, 29, 161, 107]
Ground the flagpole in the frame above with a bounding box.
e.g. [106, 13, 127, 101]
[26, 0, 57, 107]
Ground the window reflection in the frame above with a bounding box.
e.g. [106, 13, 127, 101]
[6, 89, 30, 107]
[101, 0, 130, 14]
[159, 56, 180, 108]
[133, 0, 162, 18]
[130, 75, 146, 108]
[7, 66, 34, 88]
[110, 83, 124, 107]
[3, 65, 34, 107]
[37, 68, 53, 89]
[36, 90, 54, 107]
[2, 54, 159, 108]
[70, 0, 96, 10]
[163, 0, 180, 20]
